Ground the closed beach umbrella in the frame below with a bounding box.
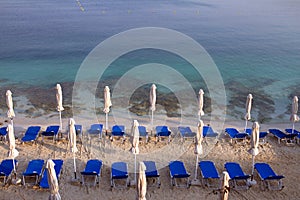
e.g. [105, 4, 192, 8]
[137, 162, 147, 200]
[7, 124, 19, 175]
[219, 171, 230, 200]
[248, 122, 259, 181]
[149, 84, 156, 130]
[194, 120, 204, 180]
[103, 86, 112, 131]
[244, 94, 253, 131]
[46, 159, 61, 200]
[56, 84, 64, 134]
[131, 120, 140, 184]
[131, 120, 140, 154]
[290, 96, 299, 133]
[69, 118, 78, 179]
[6, 90, 15, 126]
[198, 89, 204, 121]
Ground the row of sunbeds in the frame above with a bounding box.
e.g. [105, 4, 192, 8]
[0, 158, 285, 191]
[0, 124, 216, 143]
[226, 128, 300, 144]
[0, 124, 299, 145]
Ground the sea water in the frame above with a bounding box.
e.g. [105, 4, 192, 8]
[1, 0, 300, 123]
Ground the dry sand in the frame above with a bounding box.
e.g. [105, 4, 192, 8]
[0, 114, 299, 200]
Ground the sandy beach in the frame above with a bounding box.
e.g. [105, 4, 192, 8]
[0, 112, 299, 200]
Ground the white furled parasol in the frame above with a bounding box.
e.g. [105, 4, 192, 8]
[7, 124, 19, 180]
[248, 121, 259, 185]
[149, 84, 156, 132]
[6, 90, 15, 126]
[219, 171, 230, 200]
[46, 159, 61, 200]
[290, 96, 299, 133]
[198, 89, 205, 121]
[244, 94, 253, 131]
[69, 118, 78, 179]
[193, 120, 204, 182]
[56, 84, 64, 135]
[103, 86, 112, 132]
[131, 120, 140, 185]
[137, 162, 147, 200]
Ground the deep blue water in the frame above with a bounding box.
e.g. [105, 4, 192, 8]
[1, 0, 300, 120]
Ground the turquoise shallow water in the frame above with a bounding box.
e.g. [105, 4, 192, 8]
[1, 0, 300, 122]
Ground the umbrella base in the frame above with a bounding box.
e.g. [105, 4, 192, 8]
[130, 180, 136, 187]
[191, 179, 201, 186]
[70, 178, 81, 185]
[247, 179, 257, 186]
[11, 178, 21, 185]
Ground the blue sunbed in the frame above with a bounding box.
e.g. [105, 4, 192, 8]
[225, 128, 248, 144]
[203, 126, 218, 138]
[111, 125, 126, 142]
[285, 129, 300, 143]
[156, 126, 171, 143]
[144, 161, 160, 187]
[41, 125, 60, 142]
[254, 163, 284, 191]
[246, 129, 268, 144]
[199, 160, 220, 189]
[169, 161, 190, 188]
[224, 162, 250, 190]
[39, 159, 63, 189]
[21, 126, 41, 144]
[111, 162, 129, 188]
[0, 127, 7, 142]
[178, 126, 196, 142]
[269, 129, 297, 144]
[74, 124, 83, 141]
[22, 159, 44, 185]
[81, 159, 102, 186]
[138, 126, 149, 143]
[0, 159, 18, 185]
[88, 124, 103, 139]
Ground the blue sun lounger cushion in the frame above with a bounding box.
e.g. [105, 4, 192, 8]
[178, 126, 196, 142]
[22, 159, 44, 185]
[21, 126, 41, 143]
[0, 159, 18, 185]
[254, 163, 284, 190]
[156, 126, 171, 143]
[111, 162, 129, 189]
[199, 160, 220, 189]
[81, 159, 102, 186]
[225, 128, 248, 144]
[138, 126, 149, 143]
[39, 159, 63, 189]
[88, 124, 103, 138]
[169, 160, 190, 188]
[254, 162, 284, 190]
[143, 161, 160, 187]
[41, 125, 60, 142]
[224, 162, 250, 190]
